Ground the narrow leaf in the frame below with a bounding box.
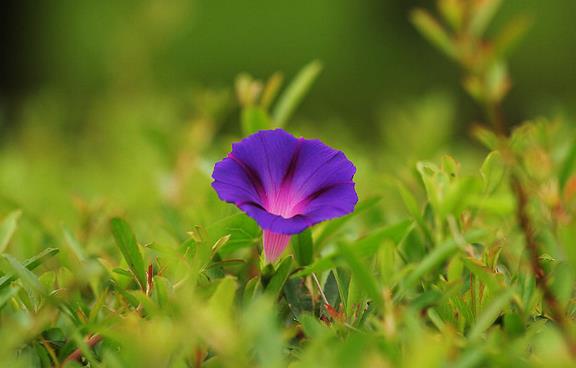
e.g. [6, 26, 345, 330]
[411, 9, 456, 60]
[272, 61, 322, 127]
[0, 248, 59, 289]
[292, 229, 313, 267]
[110, 218, 147, 290]
[265, 256, 293, 298]
[339, 243, 383, 309]
[0, 210, 21, 253]
[468, 288, 514, 339]
[0, 254, 45, 295]
[469, 0, 502, 36]
[316, 196, 381, 249]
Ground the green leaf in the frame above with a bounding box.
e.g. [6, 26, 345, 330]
[411, 9, 456, 60]
[272, 60, 322, 127]
[0, 248, 59, 289]
[473, 125, 499, 150]
[113, 268, 134, 278]
[468, 288, 514, 339]
[469, 0, 502, 36]
[480, 151, 506, 194]
[441, 176, 483, 217]
[209, 213, 260, 256]
[315, 196, 381, 249]
[110, 218, 147, 290]
[339, 243, 383, 309]
[208, 276, 237, 322]
[292, 229, 313, 267]
[398, 230, 485, 299]
[283, 278, 312, 318]
[550, 262, 574, 307]
[109, 280, 139, 308]
[441, 154, 460, 178]
[265, 256, 293, 299]
[292, 254, 337, 278]
[211, 234, 231, 256]
[438, 0, 464, 31]
[243, 276, 262, 305]
[0, 284, 20, 310]
[0, 254, 45, 295]
[0, 210, 21, 254]
[447, 256, 464, 283]
[416, 161, 445, 214]
[503, 313, 525, 337]
[461, 257, 503, 293]
[323, 271, 340, 307]
[62, 227, 87, 262]
[354, 220, 414, 259]
[397, 182, 421, 220]
[259, 72, 283, 110]
[298, 313, 331, 339]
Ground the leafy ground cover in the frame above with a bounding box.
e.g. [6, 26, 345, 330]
[0, 1, 575, 367]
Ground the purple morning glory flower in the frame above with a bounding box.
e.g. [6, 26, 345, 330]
[211, 129, 358, 262]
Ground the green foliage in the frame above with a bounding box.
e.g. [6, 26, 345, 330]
[110, 218, 147, 290]
[0, 2, 574, 367]
[1, 104, 575, 368]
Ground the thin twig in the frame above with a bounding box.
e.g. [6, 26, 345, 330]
[311, 273, 329, 305]
[62, 334, 103, 366]
[146, 263, 154, 297]
[511, 175, 576, 357]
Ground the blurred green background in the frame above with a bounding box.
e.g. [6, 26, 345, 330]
[2, 0, 576, 132]
[0, 0, 575, 231]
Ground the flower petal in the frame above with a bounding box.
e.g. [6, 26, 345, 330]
[211, 129, 358, 235]
[228, 129, 300, 203]
[211, 157, 264, 206]
[238, 202, 311, 234]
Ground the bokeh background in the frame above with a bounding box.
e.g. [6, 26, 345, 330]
[2, 0, 576, 130]
[0, 0, 575, 234]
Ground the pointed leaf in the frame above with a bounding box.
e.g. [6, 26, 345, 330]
[411, 9, 456, 60]
[110, 218, 147, 290]
[0, 248, 59, 289]
[272, 60, 322, 127]
[0, 254, 45, 295]
[468, 288, 514, 339]
[265, 256, 293, 298]
[292, 229, 313, 267]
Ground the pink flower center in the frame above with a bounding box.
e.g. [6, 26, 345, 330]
[265, 184, 306, 219]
